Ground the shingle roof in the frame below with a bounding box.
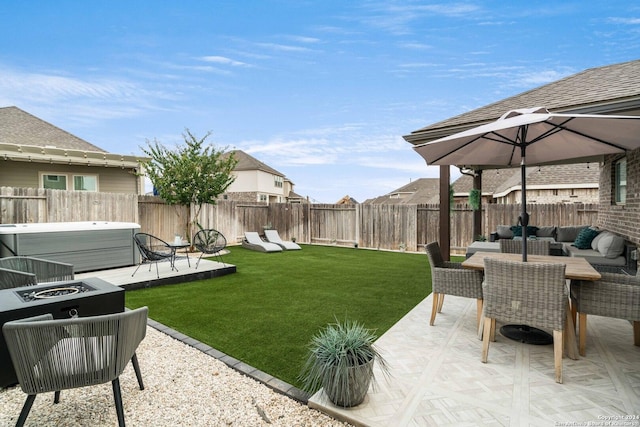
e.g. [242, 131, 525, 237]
[0, 106, 106, 152]
[452, 169, 506, 195]
[405, 60, 640, 143]
[229, 150, 285, 176]
[452, 163, 599, 197]
[364, 178, 440, 204]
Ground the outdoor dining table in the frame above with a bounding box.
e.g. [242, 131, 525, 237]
[462, 251, 602, 360]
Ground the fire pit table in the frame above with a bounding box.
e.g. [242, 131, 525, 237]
[0, 278, 124, 388]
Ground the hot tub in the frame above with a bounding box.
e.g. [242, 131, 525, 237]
[0, 222, 140, 272]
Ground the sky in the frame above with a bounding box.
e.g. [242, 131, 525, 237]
[1, 2, 639, 203]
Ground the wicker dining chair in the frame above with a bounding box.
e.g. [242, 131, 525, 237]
[499, 239, 551, 255]
[570, 271, 640, 356]
[482, 258, 567, 383]
[2, 307, 148, 427]
[424, 242, 484, 328]
[0, 256, 74, 289]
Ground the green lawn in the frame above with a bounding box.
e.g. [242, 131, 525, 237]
[125, 245, 431, 388]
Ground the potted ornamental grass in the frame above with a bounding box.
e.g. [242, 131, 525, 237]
[300, 318, 389, 408]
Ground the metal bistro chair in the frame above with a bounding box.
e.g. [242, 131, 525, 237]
[2, 307, 148, 427]
[0, 256, 74, 289]
[132, 233, 176, 278]
[482, 258, 568, 383]
[193, 228, 227, 268]
[425, 242, 484, 328]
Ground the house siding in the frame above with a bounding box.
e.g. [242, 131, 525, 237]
[0, 162, 140, 194]
[223, 168, 288, 203]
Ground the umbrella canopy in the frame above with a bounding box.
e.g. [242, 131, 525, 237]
[413, 107, 640, 260]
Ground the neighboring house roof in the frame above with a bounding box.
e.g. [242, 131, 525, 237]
[366, 164, 597, 205]
[0, 106, 106, 151]
[364, 178, 440, 204]
[451, 169, 505, 196]
[0, 106, 142, 168]
[405, 59, 640, 144]
[493, 164, 597, 200]
[452, 163, 599, 198]
[230, 150, 285, 176]
[287, 190, 308, 203]
[335, 195, 358, 204]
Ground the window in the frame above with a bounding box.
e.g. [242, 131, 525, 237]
[73, 175, 98, 191]
[274, 175, 283, 188]
[40, 173, 98, 192]
[42, 174, 67, 190]
[615, 158, 627, 204]
[259, 194, 267, 202]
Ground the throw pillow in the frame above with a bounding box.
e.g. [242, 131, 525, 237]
[597, 233, 625, 258]
[591, 230, 609, 251]
[573, 228, 600, 249]
[510, 225, 538, 237]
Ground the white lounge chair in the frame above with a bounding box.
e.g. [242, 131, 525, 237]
[264, 230, 301, 250]
[242, 232, 283, 252]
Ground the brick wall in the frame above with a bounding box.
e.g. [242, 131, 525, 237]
[220, 192, 260, 203]
[598, 151, 640, 246]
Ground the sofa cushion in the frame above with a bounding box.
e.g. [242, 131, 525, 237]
[597, 233, 625, 258]
[536, 226, 556, 239]
[564, 244, 626, 266]
[556, 225, 588, 242]
[573, 228, 600, 249]
[496, 225, 513, 239]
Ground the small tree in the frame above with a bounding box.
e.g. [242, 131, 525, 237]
[141, 129, 238, 245]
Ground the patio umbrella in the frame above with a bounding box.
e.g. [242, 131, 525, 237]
[413, 107, 640, 261]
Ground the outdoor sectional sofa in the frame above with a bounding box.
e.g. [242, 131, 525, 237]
[490, 225, 637, 273]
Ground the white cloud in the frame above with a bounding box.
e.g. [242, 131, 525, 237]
[199, 56, 250, 67]
[607, 17, 640, 25]
[256, 42, 312, 53]
[0, 69, 134, 100]
[0, 65, 176, 127]
[286, 35, 322, 44]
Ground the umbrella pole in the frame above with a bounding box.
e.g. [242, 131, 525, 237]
[520, 162, 529, 261]
[519, 129, 529, 262]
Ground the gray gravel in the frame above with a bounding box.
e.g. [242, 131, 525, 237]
[0, 326, 349, 426]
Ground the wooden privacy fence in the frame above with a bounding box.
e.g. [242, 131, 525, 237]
[0, 187, 138, 224]
[0, 187, 599, 253]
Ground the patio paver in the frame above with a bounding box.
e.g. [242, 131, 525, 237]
[309, 293, 640, 426]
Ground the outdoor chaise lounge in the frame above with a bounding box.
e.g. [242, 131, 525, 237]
[242, 232, 283, 253]
[264, 229, 301, 250]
